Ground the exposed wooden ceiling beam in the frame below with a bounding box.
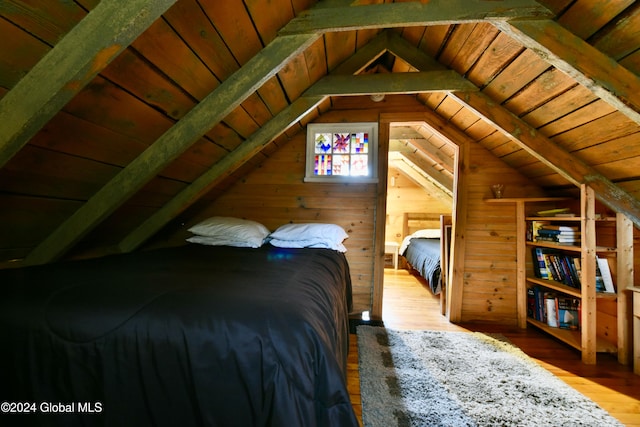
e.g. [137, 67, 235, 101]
[384, 31, 447, 72]
[0, 0, 177, 169]
[411, 129, 456, 172]
[305, 71, 478, 96]
[452, 91, 640, 229]
[494, 19, 640, 125]
[280, 0, 553, 34]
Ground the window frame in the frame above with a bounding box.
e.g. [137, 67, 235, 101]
[304, 122, 379, 183]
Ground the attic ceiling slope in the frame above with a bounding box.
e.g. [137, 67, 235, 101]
[0, 0, 177, 168]
[22, 32, 319, 267]
[12, 0, 552, 266]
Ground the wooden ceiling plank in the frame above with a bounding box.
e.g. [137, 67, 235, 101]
[305, 71, 477, 96]
[466, 32, 524, 88]
[494, 19, 640, 125]
[279, 0, 554, 34]
[23, 32, 320, 265]
[557, 0, 634, 40]
[0, 0, 178, 169]
[453, 91, 640, 228]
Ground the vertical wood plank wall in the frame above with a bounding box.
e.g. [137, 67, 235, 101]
[454, 139, 547, 324]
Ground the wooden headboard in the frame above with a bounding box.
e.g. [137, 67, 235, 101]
[402, 212, 445, 238]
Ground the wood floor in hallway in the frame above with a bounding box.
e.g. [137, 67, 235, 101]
[347, 268, 640, 426]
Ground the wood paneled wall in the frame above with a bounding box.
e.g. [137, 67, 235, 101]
[455, 139, 547, 324]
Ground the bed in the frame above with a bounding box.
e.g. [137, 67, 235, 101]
[0, 221, 358, 426]
[400, 232, 442, 294]
[398, 213, 452, 298]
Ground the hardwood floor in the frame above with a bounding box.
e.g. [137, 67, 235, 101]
[347, 268, 640, 426]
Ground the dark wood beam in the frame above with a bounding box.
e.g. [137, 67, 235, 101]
[305, 71, 478, 96]
[280, 0, 553, 34]
[0, 0, 177, 169]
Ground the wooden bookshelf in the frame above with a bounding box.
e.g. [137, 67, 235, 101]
[486, 186, 634, 365]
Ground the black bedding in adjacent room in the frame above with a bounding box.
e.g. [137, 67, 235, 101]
[401, 237, 442, 295]
[0, 244, 357, 426]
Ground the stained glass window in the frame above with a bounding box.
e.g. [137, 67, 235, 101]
[306, 123, 378, 183]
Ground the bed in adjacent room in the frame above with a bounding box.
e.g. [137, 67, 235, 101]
[0, 218, 358, 426]
[398, 213, 452, 298]
[400, 229, 442, 294]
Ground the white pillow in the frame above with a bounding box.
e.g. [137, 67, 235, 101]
[187, 216, 270, 248]
[412, 229, 441, 239]
[269, 238, 347, 253]
[186, 235, 261, 248]
[268, 223, 349, 252]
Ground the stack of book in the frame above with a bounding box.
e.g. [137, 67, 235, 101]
[535, 224, 580, 245]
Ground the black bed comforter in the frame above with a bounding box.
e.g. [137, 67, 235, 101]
[0, 244, 357, 427]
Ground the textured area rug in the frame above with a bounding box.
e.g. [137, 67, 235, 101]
[357, 326, 623, 427]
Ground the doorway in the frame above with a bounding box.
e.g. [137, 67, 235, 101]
[375, 118, 458, 322]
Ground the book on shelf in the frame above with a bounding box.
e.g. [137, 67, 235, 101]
[530, 224, 581, 244]
[596, 257, 615, 293]
[536, 208, 571, 216]
[528, 220, 549, 242]
[539, 225, 579, 232]
[531, 247, 550, 280]
[527, 287, 536, 319]
[529, 286, 546, 322]
[545, 292, 559, 327]
[536, 236, 581, 245]
[535, 224, 580, 244]
[557, 297, 580, 330]
[527, 289, 580, 331]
